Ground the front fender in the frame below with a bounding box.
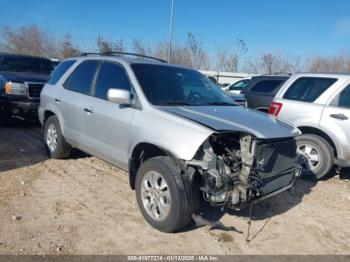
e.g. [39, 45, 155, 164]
[128, 110, 214, 161]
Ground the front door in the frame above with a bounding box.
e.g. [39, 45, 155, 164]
[320, 83, 350, 161]
[82, 61, 136, 169]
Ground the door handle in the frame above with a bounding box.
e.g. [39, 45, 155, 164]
[54, 98, 61, 103]
[330, 113, 348, 120]
[84, 107, 93, 114]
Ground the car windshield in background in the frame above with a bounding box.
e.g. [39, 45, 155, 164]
[0, 56, 54, 74]
[132, 64, 237, 106]
[230, 80, 250, 91]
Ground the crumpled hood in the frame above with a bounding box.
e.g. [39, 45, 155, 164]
[0, 71, 49, 83]
[160, 105, 299, 139]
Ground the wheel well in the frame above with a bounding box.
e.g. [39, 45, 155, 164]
[298, 126, 337, 157]
[129, 143, 169, 190]
[43, 110, 55, 125]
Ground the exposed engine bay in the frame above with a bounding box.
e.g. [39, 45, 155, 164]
[186, 132, 300, 209]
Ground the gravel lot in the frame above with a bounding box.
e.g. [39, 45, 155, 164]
[0, 120, 349, 255]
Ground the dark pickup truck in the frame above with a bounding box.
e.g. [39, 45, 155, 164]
[0, 53, 54, 121]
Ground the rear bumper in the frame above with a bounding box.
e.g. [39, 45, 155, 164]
[0, 99, 39, 119]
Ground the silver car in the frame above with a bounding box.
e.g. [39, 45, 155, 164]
[39, 53, 301, 232]
[270, 73, 350, 179]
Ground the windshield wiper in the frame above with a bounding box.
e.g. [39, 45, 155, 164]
[158, 101, 193, 106]
[203, 102, 237, 106]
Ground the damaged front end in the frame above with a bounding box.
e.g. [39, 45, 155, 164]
[186, 132, 301, 209]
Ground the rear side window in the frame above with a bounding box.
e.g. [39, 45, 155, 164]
[284, 77, 337, 102]
[65, 60, 98, 95]
[250, 80, 285, 93]
[338, 85, 350, 109]
[94, 62, 131, 100]
[47, 60, 76, 85]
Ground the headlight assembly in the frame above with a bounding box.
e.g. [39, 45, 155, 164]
[5, 81, 27, 96]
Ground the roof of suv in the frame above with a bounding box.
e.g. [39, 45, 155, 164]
[0, 52, 51, 61]
[290, 72, 350, 79]
[69, 52, 168, 66]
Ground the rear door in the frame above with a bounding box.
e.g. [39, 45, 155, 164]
[60, 60, 99, 147]
[82, 61, 136, 169]
[320, 84, 350, 160]
[244, 78, 286, 111]
[277, 77, 337, 123]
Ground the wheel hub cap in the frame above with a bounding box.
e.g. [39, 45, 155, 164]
[141, 171, 171, 221]
[297, 144, 320, 171]
[46, 123, 58, 153]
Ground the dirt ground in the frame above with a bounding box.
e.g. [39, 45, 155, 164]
[0, 120, 349, 255]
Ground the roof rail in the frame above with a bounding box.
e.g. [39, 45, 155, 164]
[78, 52, 101, 56]
[78, 52, 166, 63]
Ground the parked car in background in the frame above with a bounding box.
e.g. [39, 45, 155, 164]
[228, 92, 247, 107]
[0, 53, 54, 121]
[241, 74, 290, 112]
[224, 78, 251, 94]
[39, 52, 301, 232]
[269, 73, 350, 179]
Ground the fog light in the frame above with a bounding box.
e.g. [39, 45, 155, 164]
[12, 108, 20, 115]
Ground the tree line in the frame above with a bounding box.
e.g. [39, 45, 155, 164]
[1, 24, 350, 74]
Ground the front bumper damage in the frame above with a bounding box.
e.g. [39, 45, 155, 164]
[186, 132, 301, 209]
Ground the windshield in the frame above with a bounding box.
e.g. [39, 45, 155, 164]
[0, 56, 54, 74]
[230, 80, 249, 91]
[131, 64, 237, 106]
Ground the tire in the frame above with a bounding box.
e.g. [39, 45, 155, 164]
[135, 156, 193, 233]
[44, 115, 72, 159]
[296, 134, 334, 179]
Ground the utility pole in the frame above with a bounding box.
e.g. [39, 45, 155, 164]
[167, 0, 174, 63]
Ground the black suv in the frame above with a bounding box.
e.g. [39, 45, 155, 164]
[241, 75, 289, 112]
[0, 53, 54, 121]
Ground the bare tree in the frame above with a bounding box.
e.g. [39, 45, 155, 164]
[132, 39, 152, 55]
[245, 52, 291, 74]
[114, 39, 125, 52]
[306, 53, 350, 73]
[59, 34, 80, 59]
[185, 32, 208, 69]
[153, 41, 193, 67]
[0, 24, 58, 57]
[97, 36, 113, 53]
[97, 37, 125, 53]
[214, 39, 248, 72]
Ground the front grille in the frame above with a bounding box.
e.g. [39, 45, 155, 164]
[28, 83, 44, 98]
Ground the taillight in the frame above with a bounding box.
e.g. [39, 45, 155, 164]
[269, 102, 283, 116]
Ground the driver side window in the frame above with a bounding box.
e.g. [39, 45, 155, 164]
[94, 62, 131, 100]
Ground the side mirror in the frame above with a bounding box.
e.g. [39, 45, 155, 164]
[107, 88, 131, 105]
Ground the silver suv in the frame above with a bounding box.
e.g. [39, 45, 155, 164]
[270, 73, 350, 179]
[39, 53, 301, 232]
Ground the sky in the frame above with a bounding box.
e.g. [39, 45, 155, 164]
[1, 0, 350, 58]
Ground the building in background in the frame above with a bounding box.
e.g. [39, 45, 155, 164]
[200, 70, 254, 86]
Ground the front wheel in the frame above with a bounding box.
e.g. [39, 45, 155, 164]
[296, 134, 334, 179]
[44, 115, 72, 159]
[135, 156, 193, 232]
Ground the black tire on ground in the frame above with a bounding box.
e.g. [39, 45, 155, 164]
[135, 156, 194, 233]
[44, 115, 72, 159]
[296, 134, 334, 180]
